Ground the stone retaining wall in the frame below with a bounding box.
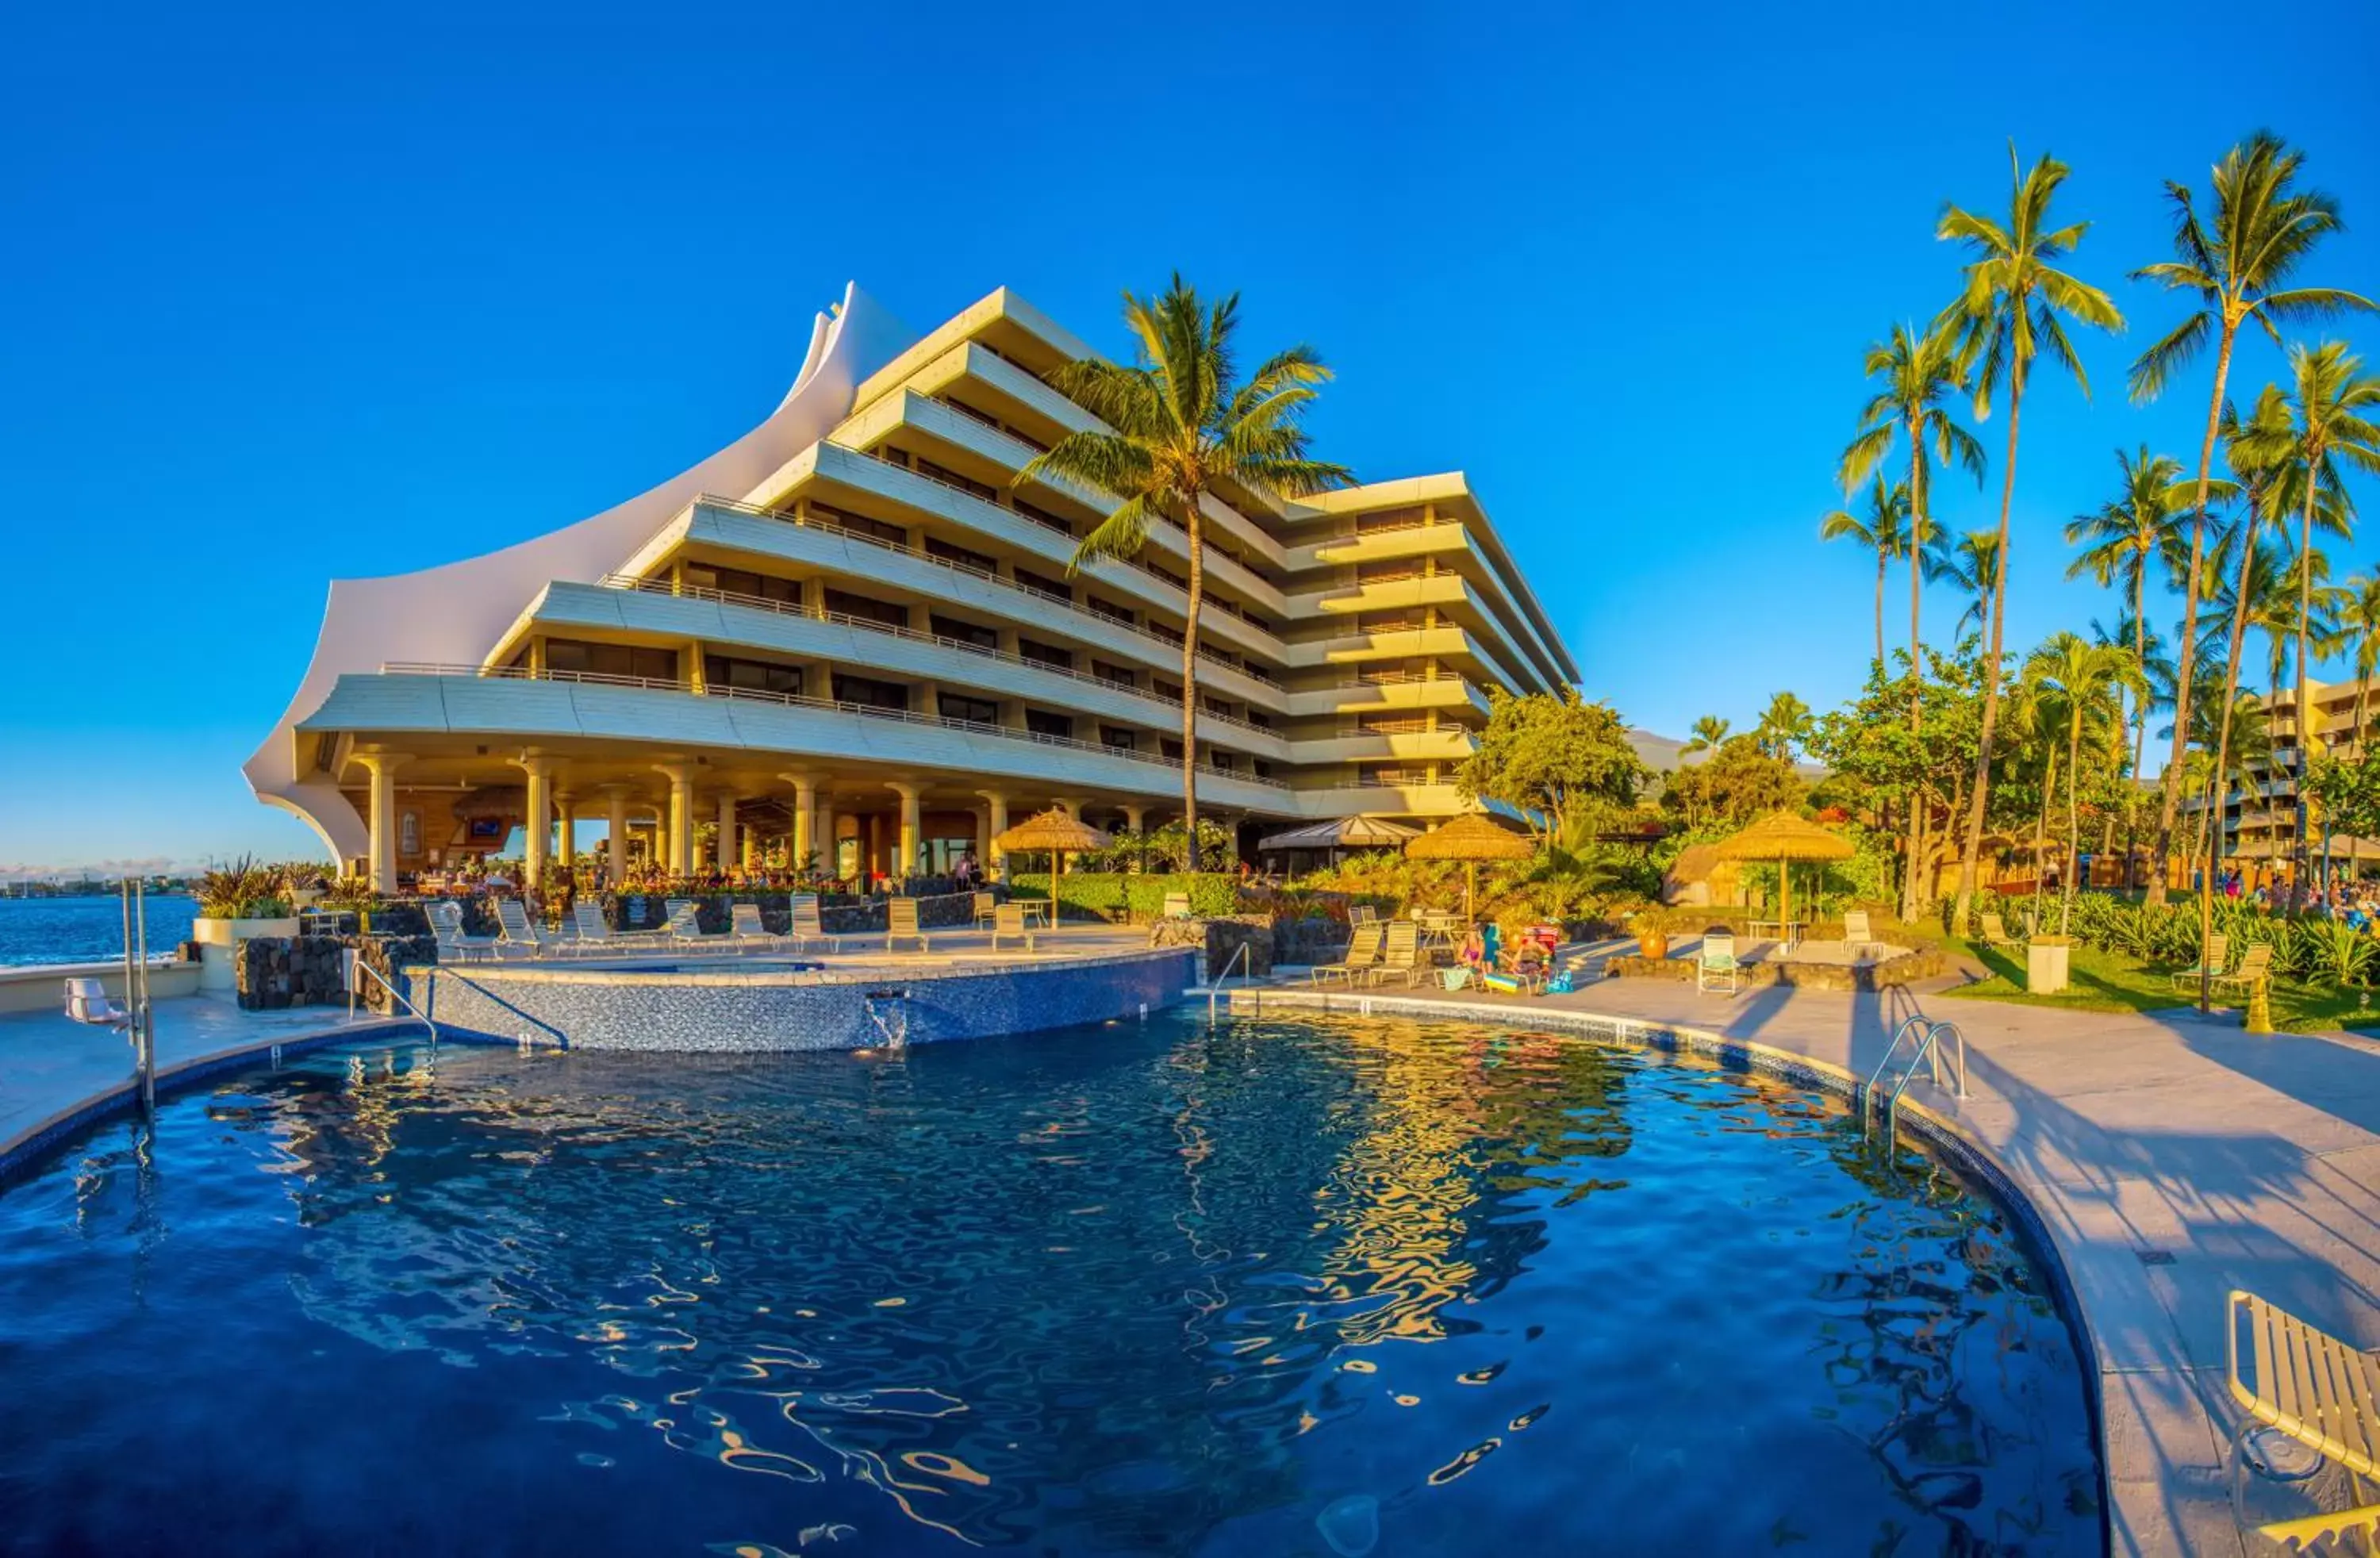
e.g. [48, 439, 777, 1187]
[1606, 945, 1948, 992]
[235, 933, 438, 1013]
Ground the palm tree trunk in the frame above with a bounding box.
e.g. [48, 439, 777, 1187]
[1873, 552, 1887, 675]
[2204, 520, 2258, 1010]
[2292, 474, 2319, 912]
[1902, 451, 1928, 922]
[2357, 662, 2372, 884]
[2065, 709, 2082, 934]
[2034, 747, 2055, 891]
[1180, 494, 1206, 870]
[2152, 320, 2239, 906]
[2129, 560, 2150, 889]
[1955, 371, 2026, 934]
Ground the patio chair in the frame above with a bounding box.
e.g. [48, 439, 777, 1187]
[1349, 903, 1378, 927]
[1161, 892, 1192, 919]
[63, 977, 128, 1027]
[887, 897, 931, 954]
[2170, 933, 2232, 994]
[1311, 922, 1385, 986]
[1843, 910, 1887, 961]
[788, 895, 842, 954]
[492, 897, 552, 959]
[663, 902, 729, 950]
[971, 891, 999, 929]
[1697, 934, 1743, 996]
[1365, 921, 1427, 988]
[729, 902, 792, 952]
[1977, 911, 2027, 952]
[2212, 942, 2273, 999]
[989, 903, 1036, 952]
[2225, 1289, 2380, 1547]
[427, 900, 500, 963]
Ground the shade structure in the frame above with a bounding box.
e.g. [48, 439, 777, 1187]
[1257, 816, 1420, 853]
[1403, 812, 1537, 921]
[1711, 812, 1854, 940]
[992, 809, 1114, 915]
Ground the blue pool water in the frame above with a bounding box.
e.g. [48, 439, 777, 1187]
[0, 1013, 2101, 1555]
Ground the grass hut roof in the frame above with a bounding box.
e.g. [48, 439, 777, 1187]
[1403, 812, 1535, 862]
[1711, 812, 1855, 863]
[992, 809, 1112, 854]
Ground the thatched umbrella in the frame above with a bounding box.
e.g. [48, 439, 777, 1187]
[1711, 812, 1853, 943]
[1404, 812, 1535, 922]
[992, 809, 1113, 916]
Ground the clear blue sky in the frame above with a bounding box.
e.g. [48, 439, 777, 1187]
[5, 0, 2377, 871]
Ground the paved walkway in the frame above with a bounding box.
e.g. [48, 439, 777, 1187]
[1243, 942, 2380, 1557]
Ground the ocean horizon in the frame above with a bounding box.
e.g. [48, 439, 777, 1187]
[0, 894, 200, 968]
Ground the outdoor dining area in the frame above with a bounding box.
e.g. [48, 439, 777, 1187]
[1305, 813, 1572, 995]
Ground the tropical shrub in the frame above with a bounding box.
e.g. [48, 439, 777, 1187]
[1005, 873, 1242, 920]
[195, 856, 295, 919]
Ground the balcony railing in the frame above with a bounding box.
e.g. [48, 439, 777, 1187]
[375, 661, 1290, 789]
[592, 574, 1276, 738]
[696, 493, 1284, 689]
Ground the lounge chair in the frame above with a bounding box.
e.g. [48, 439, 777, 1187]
[428, 900, 500, 963]
[663, 902, 730, 950]
[492, 897, 552, 959]
[2170, 933, 2232, 994]
[1365, 921, 1427, 988]
[887, 897, 930, 953]
[63, 977, 128, 1027]
[729, 902, 792, 952]
[971, 891, 999, 929]
[1311, 922, 1385, 986]
[2212, 942, 2272, 999]
[1161, 892, 1192, 919]
[1349, 903, 1378, 927]
[1977, 911, 2026, 952]
[1843, 909, 1886, 960]
[1697, 934, 1742, 996]
[989, 903, 1036, 952]
[788, 895, 842, 954]
[2225, 1290, 2380, 1547]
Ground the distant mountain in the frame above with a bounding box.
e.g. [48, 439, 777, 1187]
[1629, 729, 1827, 779]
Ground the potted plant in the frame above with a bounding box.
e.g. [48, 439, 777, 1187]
[2025, 933, 2071, 995]
[1633, 910, 1671, 960]
[192, 856, 301, 992]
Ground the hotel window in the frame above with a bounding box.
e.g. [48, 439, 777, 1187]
[1202, 696, 1238, 719]
[808, 502, 908, 547]
[923, 535, 998, 574]
[876, 446, 913, 468]
[1024, 709, 1073, 739]
[1160, 738, 1184, 761]
[1017, 638, 1073, 671]
[930, 614, 999, 650]
[1253, 760, 1275, 780]
[1012, 497, 1073, 537]
[1241, 612, 1273, 634]
[1154, 678, 1182, 701]
[1248, 710, 1273, 730]
[1013, 566, 1071, 601]
[704, 655, 803, 696]
[833, 673, 908, 711]
[544, 639, 680, 683]
[1209, 753, 1235, 773]
[939, 693, 999, 725]
[1085, 594, 1134, 625]
[1092, 660, 1136, 687]
[1148, 562, 1188, 591]
[823, 588, 909, 629]
[915, 457, 998, 502]
[1355, 506, 1425, 533]
[1100, 725, 1136, 750]
[683, 563, 801, 606]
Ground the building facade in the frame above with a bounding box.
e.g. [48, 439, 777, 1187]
[246, 284, 1580, 889]
[2181, 675, 2380, 877]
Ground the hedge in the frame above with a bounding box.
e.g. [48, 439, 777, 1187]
[1005, 872, 1242, 921]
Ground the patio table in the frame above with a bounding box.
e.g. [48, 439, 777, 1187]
[1746, 919, 1806, 950]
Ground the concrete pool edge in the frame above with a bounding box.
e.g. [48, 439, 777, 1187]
[1227, 986, 2121, 1556]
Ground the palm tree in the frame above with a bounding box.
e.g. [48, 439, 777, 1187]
[1819, 476, 1911, 673]
[2130, 131, 2372, 905]
[1924, 529, 2003, 639]
[2066, 446, 2213, 787]
[1018, 278, 1351, 865]
[1935, 144, 2125, 933]
[2023, 635, 2145, 931]
[2281, 343, 2380, 903]
[1681, 715, 1731, 757]
[1755, 693, 1811, 762]
[1837, 320, 1986, 923]
[2338, 571, 2380, 880]
[2094, 611, 2175, 881]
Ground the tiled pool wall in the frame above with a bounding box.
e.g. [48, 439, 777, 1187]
[416, 950, 1201, 1053]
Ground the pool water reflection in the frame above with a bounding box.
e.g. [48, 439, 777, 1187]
[0, 1012, 2101, 1555]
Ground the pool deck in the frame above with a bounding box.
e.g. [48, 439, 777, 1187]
[1246, 939, 2380, 1558]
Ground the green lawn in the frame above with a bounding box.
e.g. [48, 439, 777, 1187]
[1939, 938, 2380, 1034]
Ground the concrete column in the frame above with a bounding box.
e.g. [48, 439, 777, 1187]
[654, 760, 697, 876]
[1123, 804, 1147, 835]
[978, 790, 1009, 880]
[555, 790, 577, 880]
[514, 751, 552, 888]
[355, 750, 410, 893]
[601, 785, 633, 882]
[716, 790, 739, 873]
[891, 782, 922, 878]
[781, 773, 817, 871]
[1054, 796, 1087, 819]
[822, 799, 843, 878]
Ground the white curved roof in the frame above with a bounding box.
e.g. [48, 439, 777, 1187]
[242, 282, 918, 860]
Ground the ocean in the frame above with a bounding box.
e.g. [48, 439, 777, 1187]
[0, 895, 202, 967]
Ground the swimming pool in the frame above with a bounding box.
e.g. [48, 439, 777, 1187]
[0, 1011, 2100, 1555]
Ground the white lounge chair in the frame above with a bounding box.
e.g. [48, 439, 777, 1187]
[788, 895, 841, 953]
[1311, 921, 1385, 986]
[1697, 934, 1742, 996]
[1843, 910, 1886, 961]
[971, 891, 999, 929]
[887, 897, 930, 953]
[1161, 892, 1192, 919]
[662, 902, 730, 950]
[428, 900, 500, 962]
[492, 898, 551, 959]
[63, 977, 128, 1027]
[989, 903, 1036, 952]
[570, 901, 662, 956]
[2227, 1289, 2380, 1547]
[729, 902, 791, 951]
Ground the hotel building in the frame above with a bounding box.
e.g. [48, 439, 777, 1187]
[2183, 676, 2380, 872]
[246, 284, 1580, 889]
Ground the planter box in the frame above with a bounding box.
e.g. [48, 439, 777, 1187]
[192, 915, 300, 993]
[2025, 937, 2071, 995]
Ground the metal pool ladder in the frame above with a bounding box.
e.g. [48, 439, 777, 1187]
[1207, 941, 1253, 1021]
[1861, 1015, 1966, 1146]
[346, 950, 439, 1044]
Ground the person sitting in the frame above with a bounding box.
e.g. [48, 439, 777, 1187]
[1458, 927, 1487, 973]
